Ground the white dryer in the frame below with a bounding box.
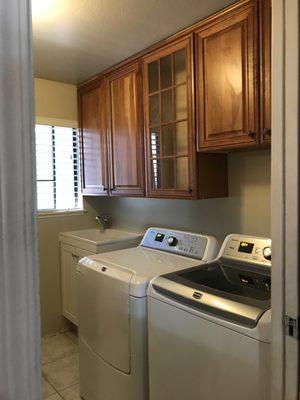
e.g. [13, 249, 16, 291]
[147, 234, 272, 400]
[77, 227, 218, 400]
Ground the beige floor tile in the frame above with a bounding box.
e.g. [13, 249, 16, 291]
[44, 394, 62, 400]
[42, 377, 56, 398]
[42, 354, 79, 391]
[42, 333, 78, 365]
[64, 330, 78, 345]
[59, 383, 80, 400]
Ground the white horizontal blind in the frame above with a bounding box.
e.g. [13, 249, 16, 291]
[35, 124, 82, 211]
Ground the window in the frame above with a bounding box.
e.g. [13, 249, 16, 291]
[35, 124, 82, 211]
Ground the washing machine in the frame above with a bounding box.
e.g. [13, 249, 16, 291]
[77, 227, 219, 400]
[148, 234, 272, 400]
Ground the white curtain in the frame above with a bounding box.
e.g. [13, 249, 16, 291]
[0, 0, 41, 399]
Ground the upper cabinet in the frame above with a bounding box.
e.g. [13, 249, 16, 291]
[78, 82, 108, 195]
[78, 0, 271, 199]
[259, 0, 271, 144]
[142, 36, 198, 199]
[196, 1, 259, 151]
[79, 62, 145, 197]
[106, 61, 144, 197]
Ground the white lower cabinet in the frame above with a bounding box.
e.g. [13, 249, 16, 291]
[61, 243, 93, 325]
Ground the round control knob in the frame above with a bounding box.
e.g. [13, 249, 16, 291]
[263, 246, 272, 261]
[167, 236, 178, 246]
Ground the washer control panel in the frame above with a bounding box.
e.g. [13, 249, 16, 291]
[141, 228, 217, 260]
[222, 235, 271, 266]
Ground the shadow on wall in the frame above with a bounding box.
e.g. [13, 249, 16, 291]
[86, 150, 271, 242]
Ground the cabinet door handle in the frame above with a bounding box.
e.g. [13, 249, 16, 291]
[103, 187, 108, 191]
[246, 130, 256, 139]
[188, 188, 193, 194]
[263, 128, 271, 139]
[72, 254, 80, 260]
[110, 187, 116, 191]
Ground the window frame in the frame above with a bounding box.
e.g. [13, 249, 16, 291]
[35, 123, 83, 215]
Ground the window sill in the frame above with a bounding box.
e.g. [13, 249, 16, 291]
[37, 209, 87, 219]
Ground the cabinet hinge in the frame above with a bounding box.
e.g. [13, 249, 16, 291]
[285, 315, 300, 339]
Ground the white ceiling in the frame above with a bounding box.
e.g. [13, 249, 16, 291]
[32, 0, 237, 85]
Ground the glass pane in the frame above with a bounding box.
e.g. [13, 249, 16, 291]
[174, 49, 186, 85]
[148, 61, 159, 93]
[175, 84, 187, 120]
[151, 158, 161, 189]
[150, 127, 161, 157]
[35, 125, 53, 181]
[161, 89, 173, 122]
[54, 127, 78, 210]
[176, 157, 189, 190]
[175, 121, 188, 156]
[160, 55, 172, 89]
[149, 94, 160, 125]
[162, 124, 174, 156]
[162, 158, 175, 189]
[37, 181, 54, 210]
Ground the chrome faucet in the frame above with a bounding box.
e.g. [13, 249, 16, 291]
[95, 214, 110, 232]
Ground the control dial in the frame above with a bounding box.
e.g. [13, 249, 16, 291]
[167, 236, 178, 247]
[263, 246, 272, 261]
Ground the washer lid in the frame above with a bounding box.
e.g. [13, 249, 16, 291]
[79, 246, 200, 297]
[151, 261, 271, 328]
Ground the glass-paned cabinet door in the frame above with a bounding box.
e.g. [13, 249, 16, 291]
[142, 36, 197, 198]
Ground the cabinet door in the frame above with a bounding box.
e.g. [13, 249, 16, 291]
[142, 36, 198, 199]
[106, 62, 144, 196]
[196, 1, 259, 150]
[259, 0, 271, 144]
[61, 244, 92, 325]
[78, 83, 108, 195]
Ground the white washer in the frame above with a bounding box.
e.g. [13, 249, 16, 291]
[148, 234, 272, 400]
[77, 227, 218, 400]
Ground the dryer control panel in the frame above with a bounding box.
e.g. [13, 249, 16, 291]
[141, 228, 218, 261]
[222, 235, 271, 267]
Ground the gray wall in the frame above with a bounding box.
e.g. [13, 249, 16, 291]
[90, 150, 271, 243]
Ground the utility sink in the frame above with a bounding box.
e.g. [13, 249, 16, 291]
[59, 228, 143, 253]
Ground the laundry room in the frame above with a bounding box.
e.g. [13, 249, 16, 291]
[1, 0, 299, 400]
[35, 0, 271, 398]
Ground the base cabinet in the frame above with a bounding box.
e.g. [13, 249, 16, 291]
[61, 243, 93, 325]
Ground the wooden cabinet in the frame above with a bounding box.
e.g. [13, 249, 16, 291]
[61, 243, 92, 325]
[78, 0, 270, 198]
[106, 62, 144, 196]
[78, 82, 108, 195]
[196, 1, 259, 151]
[79, 62, 145, 197]
[259, 0, 271, 144]
[142, 36, 228, 199]
[143, 36, 199, 199]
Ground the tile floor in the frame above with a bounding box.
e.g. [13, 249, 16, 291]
[41, 330, 81, 399]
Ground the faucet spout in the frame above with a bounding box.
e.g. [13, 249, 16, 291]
[95, 214, 110, 232]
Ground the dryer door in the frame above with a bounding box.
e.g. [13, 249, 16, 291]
[78, 260, 134, 373]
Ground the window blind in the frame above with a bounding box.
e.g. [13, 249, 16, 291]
[35, 124, 82, 211]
